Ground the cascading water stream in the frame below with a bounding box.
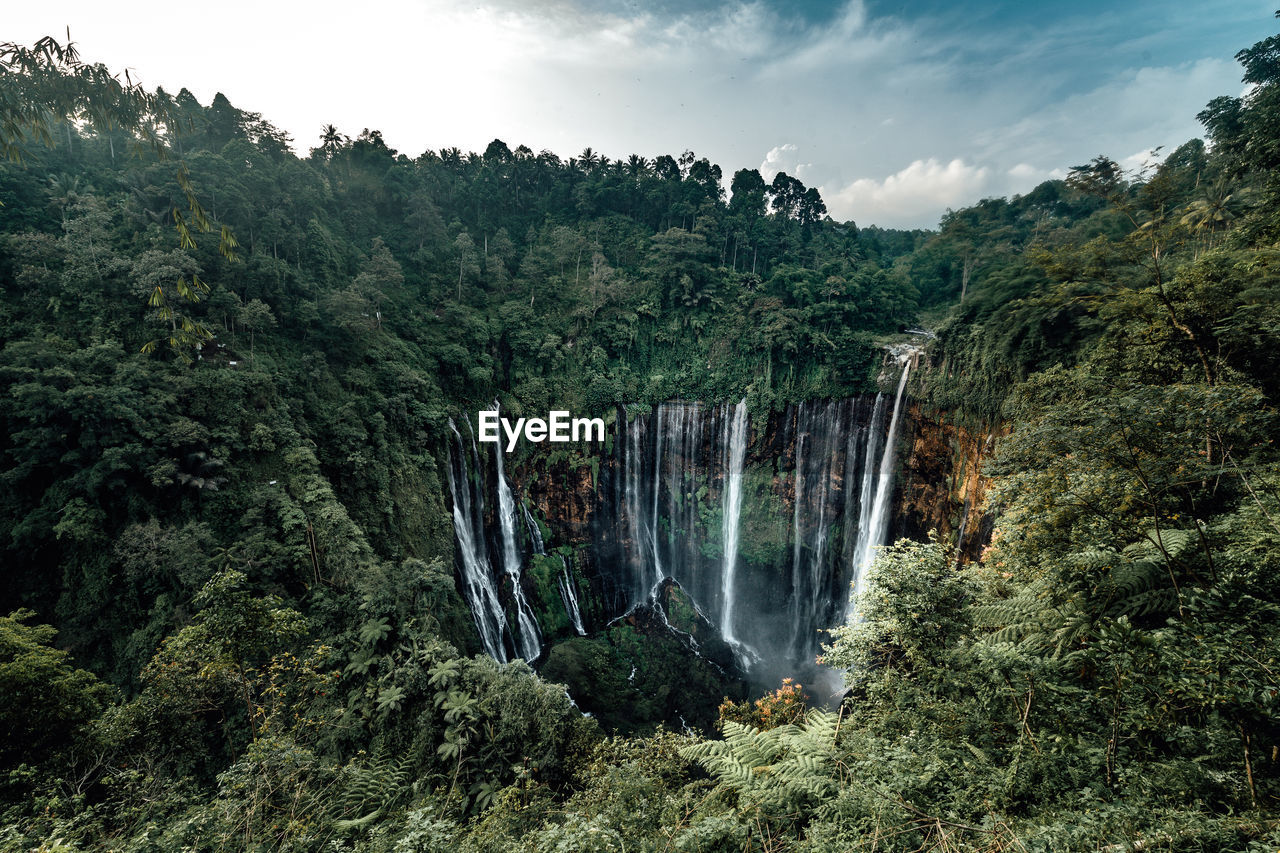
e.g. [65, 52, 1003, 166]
[558, 558, 587, 636]
[664, 403, 704, 597]
[623, 411, 655, 606]
[495, 445, 543, 660]
[523, 503, 545, 556]
[651, 405, 664, 593]
[847, 360, 912, 622]
[449, 380, 915, 681]
[718, 399, 751, 661]
[445, 420, 507, 662]
[518, 465, 584, 638]
[785, 400, 859, 662]
[788, 427, 806, 643]
[855, 394, 886, 555]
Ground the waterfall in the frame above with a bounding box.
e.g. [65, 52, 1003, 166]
[523, 503, 545, 556]
[848, 394, 885, 568]
[786, 401, 853, 662]
[444, 420, 508, 662]
[612, 395, 909, 673]
[650, 405, 666, 593]
[839, 394, 880, 571]
[789, 427, 805, 641]
[558, 557, 587, 636]
[448, 382, 915, 679]
[623, 411, 655, 605]
[718, 398, 749, 657]
[804, 402, 843, 628]
[517, 469, 582, 637]
[664, 403, 704, 595]
[848, 361, 912, 622]
[495, 446, 543, 661]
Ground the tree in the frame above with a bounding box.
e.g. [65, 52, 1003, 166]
[317, 123, 346, 160]
[1198, 16, 1280, 177]
[1067, 154, 1218, 384]
[798, 186, 827, 226]
[1180, 178, 1247, 255]
[770, 171, 804, 218]
[351, 237, 404, 330]
[133, 249, 213, 361]
[991, 367, 1274, 573]
[0, 610, 108, 767]
[238, 298, 276, 355]
[455, 231, 479, 300]
[486, 227, 516, 285]
[643, 227, 716, 313]
[0, 35, 238, 261]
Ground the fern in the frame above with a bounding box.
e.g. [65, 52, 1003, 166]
[331, 749, 415, 832]
[1091, 531, 1193, 622]
[681, 710, 840, 808]
[971, 578, 1058, 651]
[973, 531, 1195, 662]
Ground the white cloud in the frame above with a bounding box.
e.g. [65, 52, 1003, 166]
[1003, 163, 1067, 194]
[1120, 147, 1167, 174]
[824, 158, 992, 228]
[759, 143, 815, 182]
[979, 58, 1238, 172]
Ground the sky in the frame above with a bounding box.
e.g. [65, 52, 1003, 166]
[6, 1, 1276, 228]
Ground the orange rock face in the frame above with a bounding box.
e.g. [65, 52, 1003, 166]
[894, 403, 1003, 565]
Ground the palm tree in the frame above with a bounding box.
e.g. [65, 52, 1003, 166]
[319, 123, 345, 159]
[1180, 179, 1247, 256]
[578, 147, 600, 172]
[46, 173, 81, 223]
[626, 154, 651, 180]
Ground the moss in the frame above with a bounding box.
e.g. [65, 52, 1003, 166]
[737, 465, 791, 570]
[527, 553, 571, 640]
[540, 609, 747, 734]
[662, 584, 700, 636]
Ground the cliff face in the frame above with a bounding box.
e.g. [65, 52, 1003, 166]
[509, 391, 1003, 618]
[445, 379, 1002, 691]
[510, 393, 1004, 552]
[525, 456, 597, 545]
[893, 404, 1002, 564]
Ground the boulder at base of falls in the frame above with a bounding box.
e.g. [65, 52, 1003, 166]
[540, 598, 748, 734]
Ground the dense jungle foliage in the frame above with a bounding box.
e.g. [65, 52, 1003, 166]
[2, 19, 1280, 851]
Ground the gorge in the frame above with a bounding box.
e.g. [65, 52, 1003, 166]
[9, 20, 1278, 844]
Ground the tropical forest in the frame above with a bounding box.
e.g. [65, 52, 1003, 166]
[1, 13, 1279, 852]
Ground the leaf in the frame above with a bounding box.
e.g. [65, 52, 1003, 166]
[358, 617, 391, 647]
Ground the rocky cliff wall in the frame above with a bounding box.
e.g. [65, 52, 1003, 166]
[893, 403, 1002, 564]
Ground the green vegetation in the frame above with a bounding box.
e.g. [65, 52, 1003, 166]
[2, 18, 1280, 851]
